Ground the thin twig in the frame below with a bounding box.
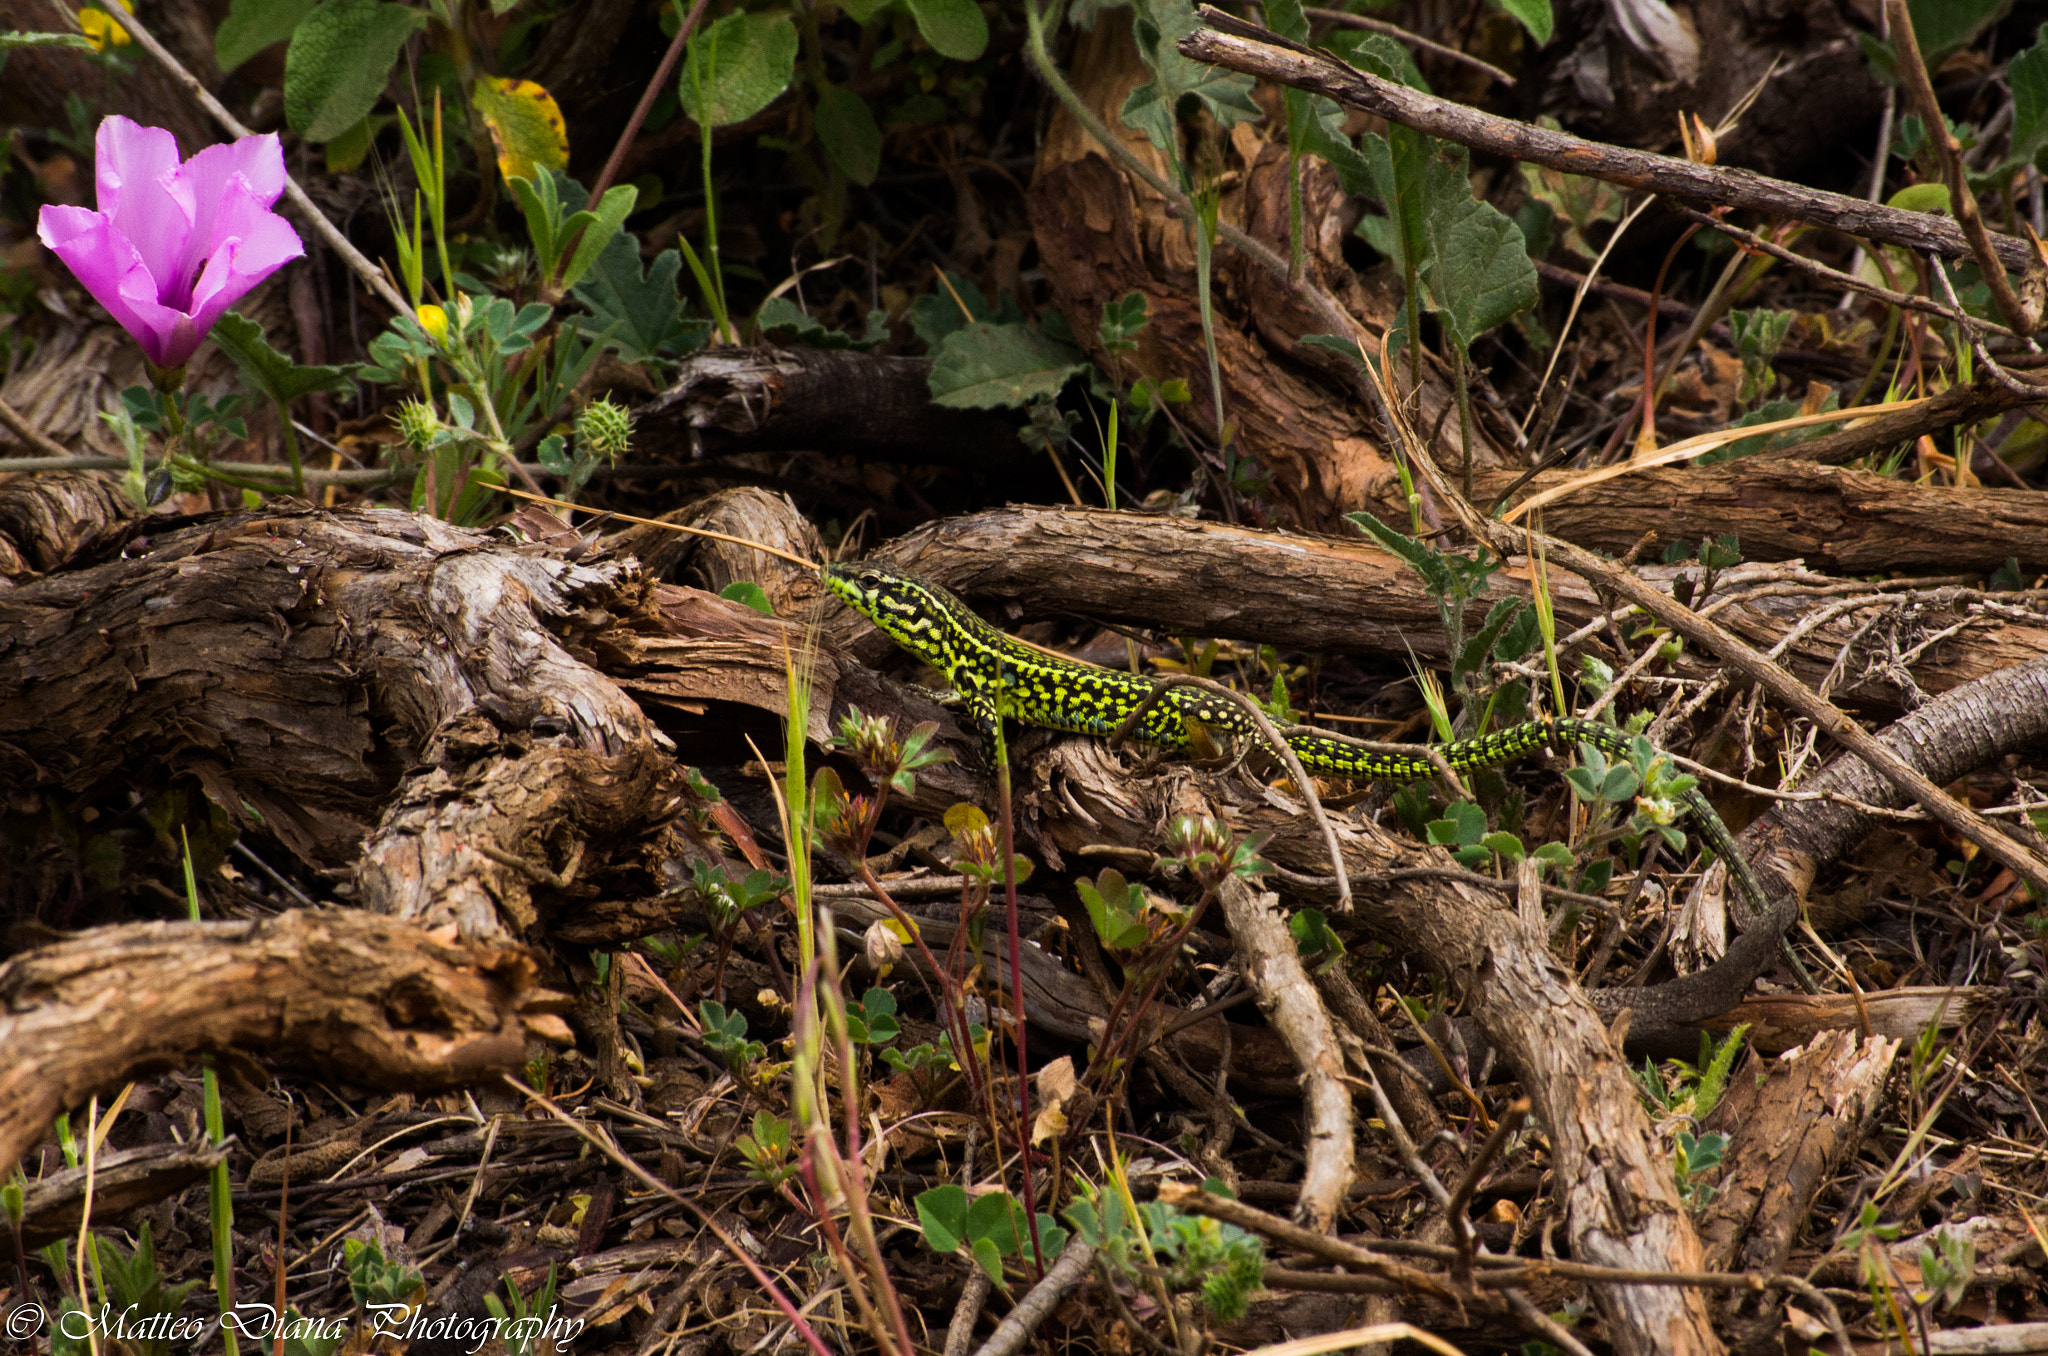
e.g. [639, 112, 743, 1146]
[1301, 7, 1514, 87]
[1886, 0, 2038, 337]
[0, 394, 72, 458]
[1669, 205, 2012, 334]
[1444, 1098, 1529, 1286]
[965, 1238, 1096, 1356]
[1180, 9, 2039, 271]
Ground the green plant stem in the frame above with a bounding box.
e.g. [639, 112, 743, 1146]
[275, 400, 306, 497]
[855, 863, 987, 1105]
[1192, 193, 1228, 450]
[430, 94, 454, 304]
[179, 830, 237, 1356]
[1451, 347, 1472, 502]
[817, 974, 920, 1356]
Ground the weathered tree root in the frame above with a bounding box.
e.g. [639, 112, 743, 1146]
[0, 910, 568, 1173]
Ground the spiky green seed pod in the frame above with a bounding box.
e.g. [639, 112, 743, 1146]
[575, 398, 632, 459]
[392, 399, 439, 452]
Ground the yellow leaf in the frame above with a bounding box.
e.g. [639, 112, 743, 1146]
[471, 76, 567, 184]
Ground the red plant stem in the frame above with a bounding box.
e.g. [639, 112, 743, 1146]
[513, 1078, 837, 1356]
[589, 0, 713, 204]
[856, 863, 988, 1107]
[995, 753, 1046, 1277]
[1082, 887, 1219, 1105]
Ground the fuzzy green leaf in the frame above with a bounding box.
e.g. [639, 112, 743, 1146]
[679, 11, 798, 129]
[816, 82, 882, 185]
[283, 0, 424, 141]
[217, 0, 317, 72]
[927, 321, 1087, 409]
[904, 0, 988, 59]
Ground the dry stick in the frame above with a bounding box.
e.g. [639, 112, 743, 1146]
[496, 485, 822, 568]
[1178, 9, 2039, 271]
[1668, 205, 2013, 333]
[965, 1238, 1096, 1356]
[508, 1077, 840, 1356]
[1925, 253, 2039, 399]
[1388, 394, 2048, 899]
[1104, 672, 1351, 912]
[1886, 0, 2039, 338]
[1161, 1183, 1852, 1347]
[1444, 1097, 1529, 1287]
[1300, 7, 1515, 88]
[0, 394, 72, 458]
[83, 0, 412, 320]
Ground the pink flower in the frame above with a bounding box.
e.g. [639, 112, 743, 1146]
[37, 116, 304, 370]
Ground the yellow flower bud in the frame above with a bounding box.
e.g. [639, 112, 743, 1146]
[416, 305, 449, 345]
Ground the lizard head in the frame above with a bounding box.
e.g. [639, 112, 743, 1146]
[824, 561, 957, 664]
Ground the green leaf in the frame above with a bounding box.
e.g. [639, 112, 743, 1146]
[917, 1185, 970, 1254]
[209, 311, 357, 405]
[2009, 26, 2048, 170]
[1905, 0, 2007, 66]
[283, 0, 425, 142]
[1490, 0, 1551, 44]
[968, 1191, 1022, 1251]
[1420, 152, 1539, 353]
[559, 184, 638, 291]
[971, 1236, 1006, 1287]
[1121, 0, 1262, 156]
[927, 321, 1088, 409]
[904, 0, 987, 59]
[718, 580, 774, 615]
[756, 294, 887, 350]
[216, 0, 317, 72]
[816, 83, 882, 185]
[1325, 29, 1428, 92]
[1098, 291, 1149, 354]
[1343, 510, 1454, 598]
[572, 234, 707, 363]
[1479, 830, 1525, 860]
[0, 30, 95, 50]
[679, 11, 798, 129]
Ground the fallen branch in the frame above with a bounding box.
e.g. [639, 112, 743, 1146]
[1179, 9, 2036, 271]
[0, 911, 565, 1174]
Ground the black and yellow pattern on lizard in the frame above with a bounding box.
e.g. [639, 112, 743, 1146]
[825, 561, 1771, 915]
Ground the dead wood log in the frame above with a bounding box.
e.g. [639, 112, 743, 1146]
[3, 1141, 229, 1254]
[1028, 10, 1498, 532]
[0, 910, 566, 1174]
[1703, 987, 1998, 1052]
[0, 471, 140, 581]
[1468, 460, 2048, 574]
[1684, 652, 2048, 966]
[635, 347, 1027, 469]
[0, 497, 756, 942]
[850, 504, 2048, 708]
[1696, 1033, 1899, 1354]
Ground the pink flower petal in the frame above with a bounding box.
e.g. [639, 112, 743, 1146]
[36, 204, 181, 365]
[94, 116, 190, 308]
[184, 179, 306, 339]
[175, 133, 288, 297]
